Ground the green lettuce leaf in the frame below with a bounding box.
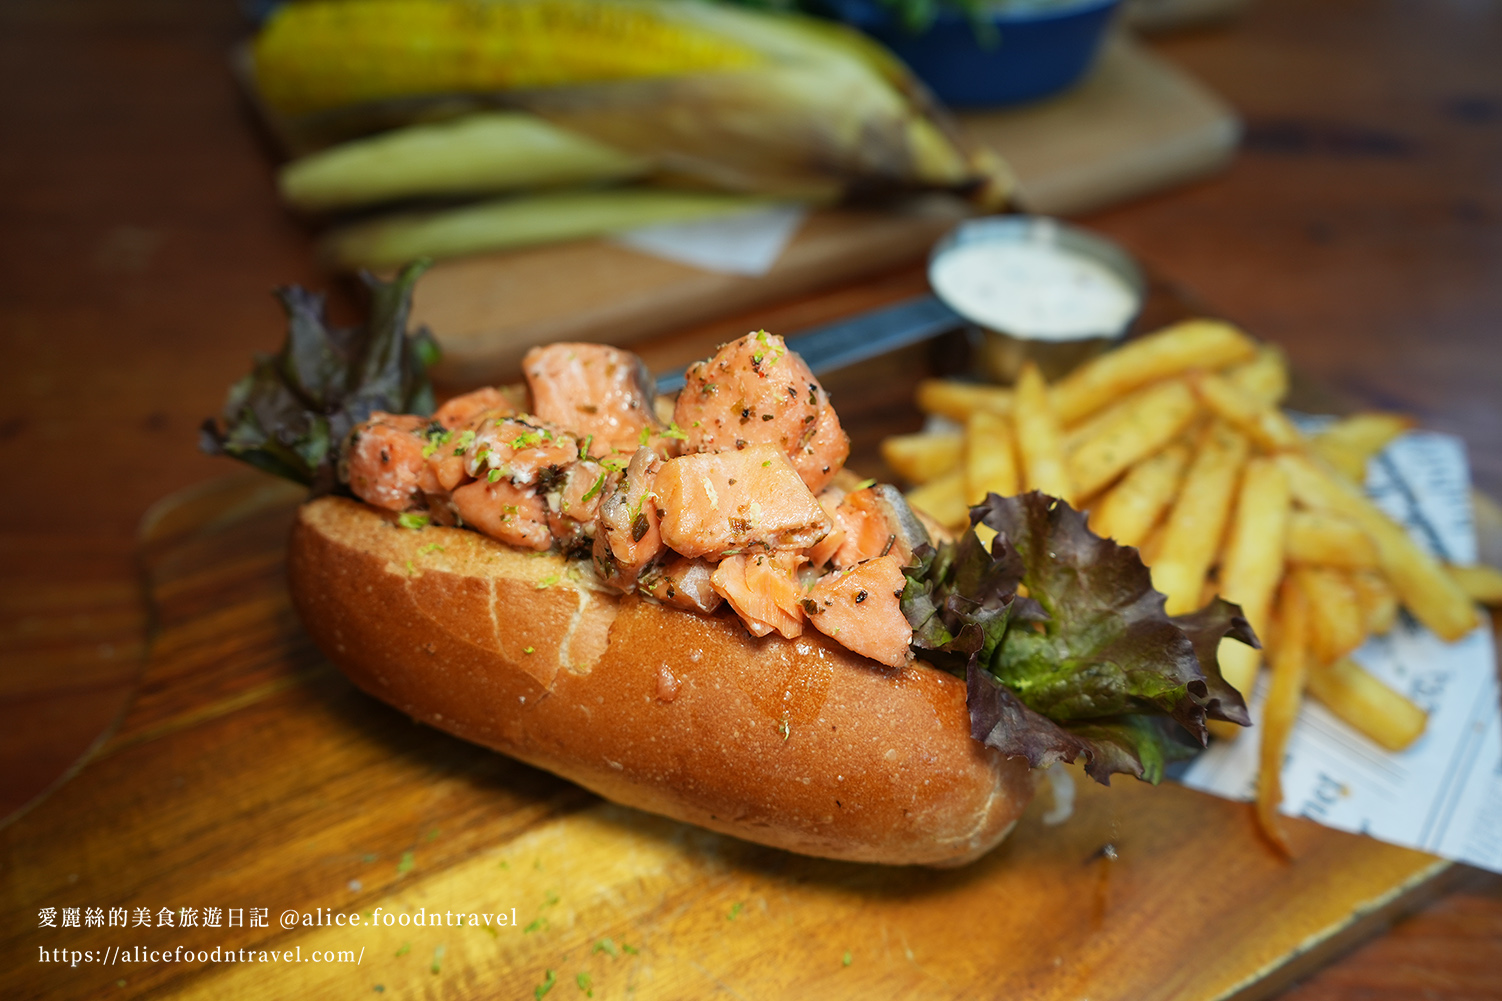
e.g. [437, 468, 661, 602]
[200, 260, 439, 493]
[903, 491, 1253, 785]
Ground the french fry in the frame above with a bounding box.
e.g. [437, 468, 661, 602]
[1087, 439, 1193, 548]
[1226, 343, 1290, 405]
[1211, 458, 1290, 737]
[1013, 362, 1075, 503]
[1067, 379, 1200, 498]
[915, 379, 1013, 422]
[1050, 318, 1258, 424]
[1150, 422, 1250, 615]
[1351, 569, 1399, 635]
[1307, 657, 1427, 752]
[1310, 412, 1415, 483]
[1295, 565, 1366, 667]
[1279, 452, 1480, 641]
[1285, 510, 1381, 569]
[880, 431, 963, 485]
[1446, 563, 1502, 606]
[963, 411, 1019, 504]
[1257, 576, 1310, 856]
[905, 468, 969, 532]
[1189, 371, 1304, 453]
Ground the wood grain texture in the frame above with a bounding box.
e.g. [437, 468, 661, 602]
[0, 470, 1463, 1001]
[1, 0, 1500, 996]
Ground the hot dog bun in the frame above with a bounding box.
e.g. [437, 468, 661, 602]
[288, 495, 1037, 866]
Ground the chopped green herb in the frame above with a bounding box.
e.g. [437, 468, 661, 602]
[524, 918, 547, 934]
[726, 902, 743, 921]
[842, 951, 852, 967]
[578, 434, 594, 459]
[373, 986, 385, 994]
[484, 925, 499, 938]
[536, 574, 561, 590]
[621, 943, 639, 955]
[580, 470, 608, 504]
[398, 511, 429, 530]
[430, 944, 446, 975]
[511, 430, 543, 449]
[534, 970, 557, 999]
[778, 716, 790, 741]
[396, 851, 414, 875]
[853, 478, 876, 491]
[404, 560, 415, 576]
[488, 467, 504, 483]
[592, 938, 620, 958]
[576, 972, 593, 997]
[394, 942, 411, 958]
[418, 543, 445, 556]
[542, 890, 560, 907]
[498, 860, 510, 869]
[524, 646, 535, 654]
[638, 426, 652, 447]
[426, 828, 440, 842]
[452, 429, 476, 454]
[662, 422, 688, 440]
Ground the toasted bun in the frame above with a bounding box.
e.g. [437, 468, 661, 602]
[287, 496, 1036, 866]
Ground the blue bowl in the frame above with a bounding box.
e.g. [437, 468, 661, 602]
[816, 0, 1121, 108]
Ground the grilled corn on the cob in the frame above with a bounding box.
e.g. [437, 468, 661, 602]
[252, 0, 1002, 201]
[279, 112, 649, 211]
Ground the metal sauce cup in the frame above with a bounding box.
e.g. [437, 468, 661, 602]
[928, 216, 1145, 383]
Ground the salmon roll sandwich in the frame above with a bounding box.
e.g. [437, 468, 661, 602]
[202, 264, 1254, 866]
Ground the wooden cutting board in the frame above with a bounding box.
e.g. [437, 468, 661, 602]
[3, 350, 1484, 1001]
[415, 34, 1239, 386]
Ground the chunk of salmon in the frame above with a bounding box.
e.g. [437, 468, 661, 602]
[593, 448, 665, 585]
[524, 343, 659, 455]
[640, 556, 722, 614]
[432, 386, 514, 430]
[460, 416, 580, 488]
[654, 444, 831, 560]
[710, 552, 808, 639]
[344, 412, 438, 511]
[451, 477, 552, 550]
[546, 457, 613, 554]
[806, 556, 913, 668]
[672, 331, 849, 493]
[807, 484, 932, 570]
[804, 485, 848, 567]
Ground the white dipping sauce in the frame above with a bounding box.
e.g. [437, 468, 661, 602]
[930, 240, 1138, 341]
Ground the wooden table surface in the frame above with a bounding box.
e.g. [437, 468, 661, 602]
[1, 0, 1499, 996]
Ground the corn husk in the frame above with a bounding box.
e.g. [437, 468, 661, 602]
[279, 111, 649, 211]
[321, 188, 781, 270]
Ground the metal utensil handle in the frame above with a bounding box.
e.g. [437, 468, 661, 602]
[654, 294, 961, 396]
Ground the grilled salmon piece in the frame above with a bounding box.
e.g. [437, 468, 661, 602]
[432, 386, 514, 429]
[654, 444, 832, 560]
[450, 477, 552, 550]
[673, 331, 849, 493]
[710, 551, 808, 639]
[459, 416, 579, 488]
[640, 556, 722, 615]
[344, 412, 438, 511]
[594, 448, 666, 586]
[523, 342, 659, 456]
[806, 556, 913, 668]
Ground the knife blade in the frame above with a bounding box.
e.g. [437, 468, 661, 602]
[653, 293, 962, 395]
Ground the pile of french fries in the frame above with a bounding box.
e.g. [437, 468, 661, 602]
[883, 318, 1502, 851]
